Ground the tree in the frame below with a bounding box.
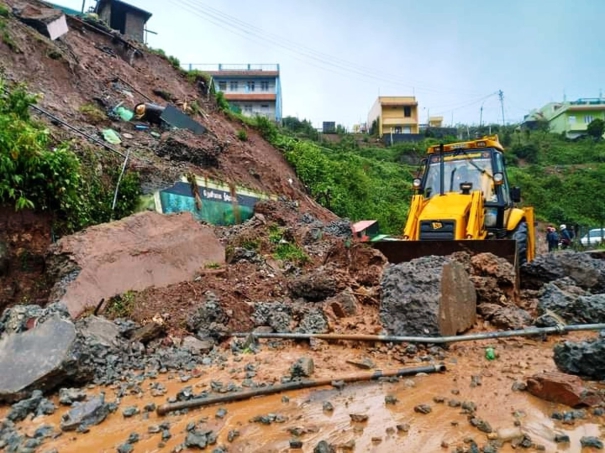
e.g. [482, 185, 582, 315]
[586, 118, 605, 140]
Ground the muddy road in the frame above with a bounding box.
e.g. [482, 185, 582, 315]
[3, 332, 603, 453]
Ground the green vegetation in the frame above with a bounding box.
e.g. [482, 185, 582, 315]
[0, 3, 9, 18]
[274, 242, 308, 264]
[0, 16, 19, 52]
[0, 78, 141, 234]
[236, 129, 248, 141]
[105, 291, 135, 318]
[79, 103, 106, 125]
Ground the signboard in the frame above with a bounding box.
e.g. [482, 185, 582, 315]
[151, 175, 277, 225]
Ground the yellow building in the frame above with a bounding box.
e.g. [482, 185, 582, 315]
[367, 96, 419, 136]
[428, 116, 443, 128]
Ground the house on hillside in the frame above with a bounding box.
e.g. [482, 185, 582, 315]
[524, 98, 605, 138]
[94, 0, 152, 43]
[200, 64, 283, 122]
[367, 96, 421, 143]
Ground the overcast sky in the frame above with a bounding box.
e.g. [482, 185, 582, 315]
[61, 0, 604, 128]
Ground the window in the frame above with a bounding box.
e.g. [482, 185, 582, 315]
[585, 115, 594, 124]
[261, 104, 269, 110]
[218, 81, 227, 91]
[260, 81, 269, 91]
[394, 126, 402, 133]
[568, 115, 576, 124]
[404, 106, 412, 117]
[246, 81, 255, 92]
[229, 81, 238, 91]
[243, 105, 252, 112]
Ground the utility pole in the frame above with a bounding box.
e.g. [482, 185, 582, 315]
[479, 106, 483, 128]
[498, 90, 505, 126]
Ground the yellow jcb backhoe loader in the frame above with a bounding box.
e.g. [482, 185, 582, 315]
[373, 135, 535, 271]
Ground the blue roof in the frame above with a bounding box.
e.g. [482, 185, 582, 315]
[43, 2, 84, 16]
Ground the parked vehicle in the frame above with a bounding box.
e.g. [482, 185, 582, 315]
[580, 228, 605, 247]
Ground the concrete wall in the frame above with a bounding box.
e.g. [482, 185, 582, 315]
[98, 3, 111, 23]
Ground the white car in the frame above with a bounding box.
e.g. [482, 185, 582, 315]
[581, 229, 605, 247]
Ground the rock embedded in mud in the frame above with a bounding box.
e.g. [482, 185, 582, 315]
[413, 404, 432, 414]
[289, 439, 303, 449]
[468, 253, 517, 304]
[380, 256, 476, 336]
[290, 357, 314, 378]
[326, 288, 359, 318]
[59, 388, 87, 405]
[349, 413, 369, 422]
[289, 266, 340, 301]
[313, 440, 336, 453]
[181, 336, 214, 354]
[470, 417, 492, 433]
[526, 371, 603, 407]
[553, 339, 605, 380]
[60, 394, 109, 432]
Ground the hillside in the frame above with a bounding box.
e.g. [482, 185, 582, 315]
[0, 0, 333, 220]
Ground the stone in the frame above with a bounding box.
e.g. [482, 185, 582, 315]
[553, 339, 605, 380]
[58, 388, 88, 405]
[469, 253, 517, 303]
[313, 440, 335, 453]
[345, 358, 375, 370]
[580, 436, 603, 449]
[521, 251, 605, 291]
[60, 395, 109, 431]
[536, 281, 605, 325]
[0, 316, 92, 402]
[527, 371, 603, 407]
[181, 336, 214, 354]
[77, 315, 121, 347]
[349, 413, 368, 422]
[289, 267, 339, 302]
[290, 357, 314, 378]
[469, 417, 492, 433]
[414, 404, 432, 414]
[326, 288, 359, 317]
[130, 322, 165, 344]
[47, 211, 225, 317]
[380, 256, 476, 336]
[488, 306, 532, 330]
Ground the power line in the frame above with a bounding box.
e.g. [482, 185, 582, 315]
[167, 0, 483, 97]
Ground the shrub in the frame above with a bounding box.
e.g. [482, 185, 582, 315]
[237, 129, 248, 141]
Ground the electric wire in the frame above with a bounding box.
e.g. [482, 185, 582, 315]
[167, 0, 483, 97]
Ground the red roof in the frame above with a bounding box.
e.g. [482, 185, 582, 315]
[352, 220, 377, 233]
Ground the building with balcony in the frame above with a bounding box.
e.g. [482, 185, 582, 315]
[191, 64, 282, 122]
[367, 96, 419, 137]
[524, 98, 605, 138]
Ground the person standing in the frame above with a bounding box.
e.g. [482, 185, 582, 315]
[560, 224, 573, 249]
[547, 226, 559, 252]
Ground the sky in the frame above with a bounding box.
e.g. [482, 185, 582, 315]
[60, 0, 605, 129]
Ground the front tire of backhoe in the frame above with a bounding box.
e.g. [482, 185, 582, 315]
[509, 220, 528, 266]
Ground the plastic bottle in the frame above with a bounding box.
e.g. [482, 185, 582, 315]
[485, 347, 496, 360]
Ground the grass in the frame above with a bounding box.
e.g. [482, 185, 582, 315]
[274, 243, 308, 264]
[237, 129, 248, 141]
[0, 3, 9, 18]
[105, 291, 136, 318]
[79, 103, 106, 125]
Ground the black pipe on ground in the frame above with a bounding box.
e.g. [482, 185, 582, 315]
[156, 363, 446, 416]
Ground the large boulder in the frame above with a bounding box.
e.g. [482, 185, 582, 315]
[47, 211, 225, 317]
[0, 315, 93, 402]
[380, 256, 477, 336]
[521, 251, 605, 292]
[468, 253, 517, 305]
[554, 339, 605, 380]
[536, 280, 605, 325]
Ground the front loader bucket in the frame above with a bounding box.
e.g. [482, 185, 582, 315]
[372, 239, 518, 268]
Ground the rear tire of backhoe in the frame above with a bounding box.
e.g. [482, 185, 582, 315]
[508, 220, 528, 266]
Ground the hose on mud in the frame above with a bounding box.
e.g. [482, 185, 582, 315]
[156, 363, 446, 416]
[230, 323, 605, 345]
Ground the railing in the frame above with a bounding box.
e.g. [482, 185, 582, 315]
[183, 63, 280, 72]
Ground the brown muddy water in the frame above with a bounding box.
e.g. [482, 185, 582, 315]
[3, 333, 604, 452]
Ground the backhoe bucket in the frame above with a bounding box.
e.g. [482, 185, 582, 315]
[372, 239, 519, 268]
